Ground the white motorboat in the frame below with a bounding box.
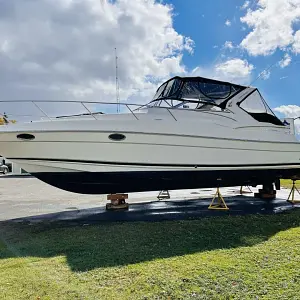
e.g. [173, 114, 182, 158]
[0, 76, 299, 194]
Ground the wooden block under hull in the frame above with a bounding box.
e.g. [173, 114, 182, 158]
[254, 192, 276, 200]
[106, 194, 129, 210]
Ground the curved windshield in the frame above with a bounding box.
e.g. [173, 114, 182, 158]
[149, 77, 245, 110]
[239, 90, 283, 126]
[153, 78, 182, 100]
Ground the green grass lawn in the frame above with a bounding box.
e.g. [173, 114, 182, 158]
[281, 179, 294, 189]
[1, 210, 300, 300]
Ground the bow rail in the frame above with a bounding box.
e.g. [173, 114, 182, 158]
[0, 100, 149, 123]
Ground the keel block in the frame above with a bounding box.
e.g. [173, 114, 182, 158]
[106, 194, 129, 210]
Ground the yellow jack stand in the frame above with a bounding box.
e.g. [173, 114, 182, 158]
[287, 181, 300, 204]
[240, 185, 252, 194]
[208, 187, 229, 210]
[157, 190, 170, 200]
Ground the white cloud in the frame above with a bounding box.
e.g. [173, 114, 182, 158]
[241, 1, 250, 10]
[260, 70, 271, 80]
[215, 59, 254, 83]
[274, 105, 300, 118]
[293, 30, 300, 53]
[224, 41, 234, 50]
[225, 20, 232, 27]
[240, 0, 300, 56]
[192, 58, 254, 85]
[274, 105, 300, 134]
[0, 0, 193, 104]
[279, 53, 292, 68]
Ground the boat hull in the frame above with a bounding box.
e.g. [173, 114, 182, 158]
[7, 157, 300, 194]
[32, 167, 300, 194]
[1, 128, 300, 194]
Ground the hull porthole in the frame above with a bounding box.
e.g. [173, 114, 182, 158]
[109, 133, 126, 141]
[17, 133, 35, 141]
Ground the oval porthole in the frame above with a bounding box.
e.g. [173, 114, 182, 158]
[17, 133, 35, 141]
[108, 133, 126, 141]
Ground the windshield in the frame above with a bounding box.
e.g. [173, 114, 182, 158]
[149, 77, 245, 110]
[239, 90, 284, 126]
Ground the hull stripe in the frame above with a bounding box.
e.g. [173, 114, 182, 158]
[8, 157, 300, 169]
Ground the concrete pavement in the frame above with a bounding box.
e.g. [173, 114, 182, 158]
[0, 177, 299, 224]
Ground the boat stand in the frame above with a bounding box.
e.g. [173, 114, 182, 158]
[240, 185, 252, 194]
[157, 190, 170, 200]
[254, 183, 276, 200]
[208, 187, 229, 210]
[287, 180, 300, 204]
[106, 194, 129, 210]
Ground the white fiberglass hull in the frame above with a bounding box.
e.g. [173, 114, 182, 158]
[0, 125, 300, 194]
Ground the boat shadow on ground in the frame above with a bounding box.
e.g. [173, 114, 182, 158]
[0, 196, 299, 272]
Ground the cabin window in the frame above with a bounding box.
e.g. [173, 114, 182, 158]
[153, 82, 167, 100]
[199, 82, 231, 99]
[239, 90, 283, 126]
[240, 91, 266, 113]
[162, 78, 181, 98]
[148, 76, 245, 110]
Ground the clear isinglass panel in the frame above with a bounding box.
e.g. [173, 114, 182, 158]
[240, 91, 267, 114]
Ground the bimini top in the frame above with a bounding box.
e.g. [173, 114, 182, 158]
[148, 76, 284, 126]
[149, 76, 247, 109]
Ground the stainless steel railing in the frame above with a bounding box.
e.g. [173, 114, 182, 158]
[0, 100, 178, 123]
[0, 100, 142, 123]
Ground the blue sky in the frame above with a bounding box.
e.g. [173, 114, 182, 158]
[0, 0, 299, 127]
[162, 0, 300, 113]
